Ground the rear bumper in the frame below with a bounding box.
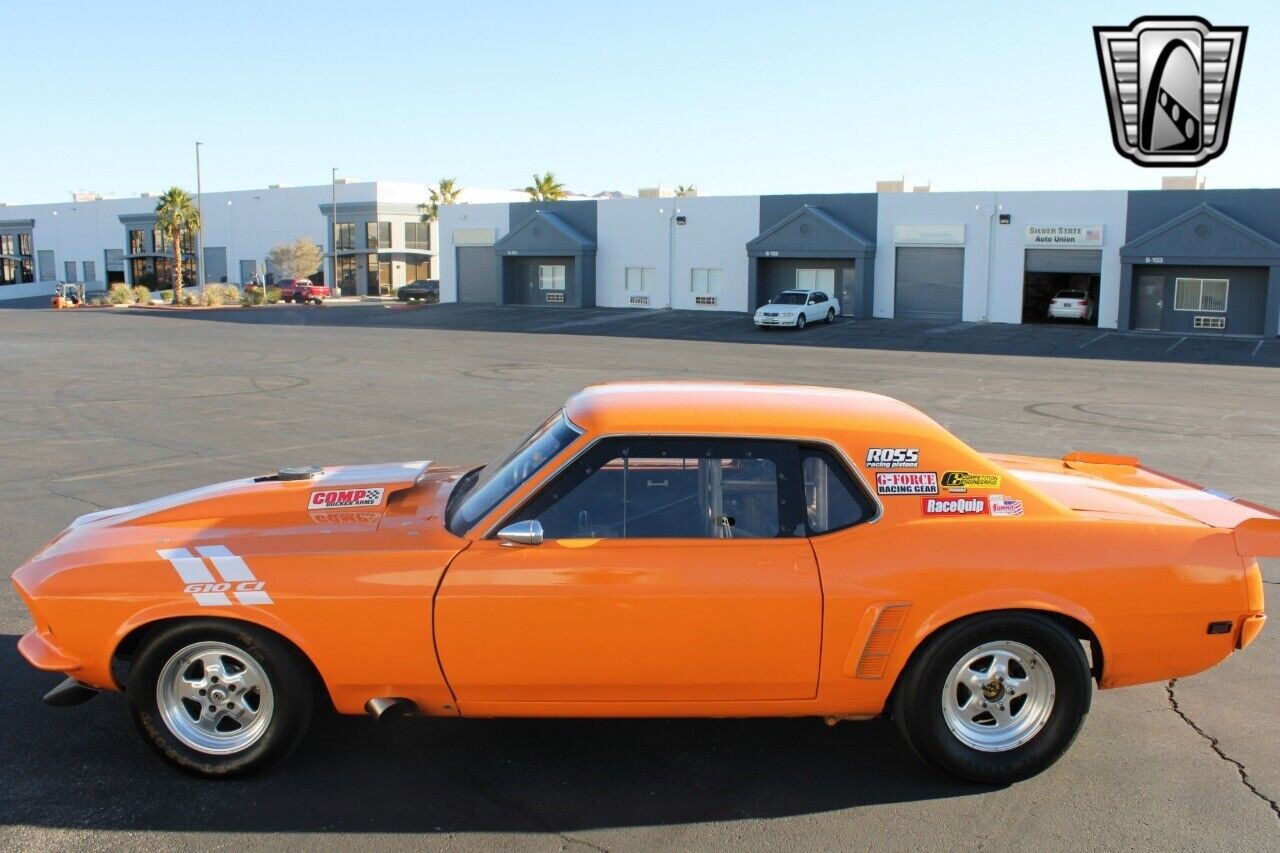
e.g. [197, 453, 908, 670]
[17, 629, 80, 672]
[1239, 614, 1266, 649]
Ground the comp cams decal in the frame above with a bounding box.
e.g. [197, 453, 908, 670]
[865, 448, 920, 469]
[158, 545, 273, 606]
[990, 495, 1025, 517]
[921, 496, 988, 517]
[308, 487, 386, 510]
[876, 472, 939, 495]
[940, 471, 1002, 492]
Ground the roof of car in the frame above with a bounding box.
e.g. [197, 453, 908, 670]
[565, 381, 940, 438]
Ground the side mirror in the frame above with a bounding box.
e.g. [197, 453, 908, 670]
[497, 519, 543, 546]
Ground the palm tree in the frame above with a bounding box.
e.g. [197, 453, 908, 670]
[153, 186, 201, 302]
[525, 171, 566, 202]
[676, 184, 697, 197]
[419, 177, 463, 223]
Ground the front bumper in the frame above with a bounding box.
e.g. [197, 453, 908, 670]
[755, 315, 798, 327]
[17, 629, 80, 672]
[1239, 614, 1266, 649]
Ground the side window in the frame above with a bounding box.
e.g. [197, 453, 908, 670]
[802, 446, 875, 534]
[514, 438, 802, 540]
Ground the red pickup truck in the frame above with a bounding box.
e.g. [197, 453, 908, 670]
[276, 278, 330, 304]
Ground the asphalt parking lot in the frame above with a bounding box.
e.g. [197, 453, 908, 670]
[1, 302, 1277, 851]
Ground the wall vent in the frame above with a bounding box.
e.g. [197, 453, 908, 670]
[545, 291, 565, 303]
[694, 295, 717, 306]
[1193, 315, 1226, 329]
[629, 295, 650, 305]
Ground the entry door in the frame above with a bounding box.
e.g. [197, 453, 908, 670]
[434, 437, 823, 706]
[1134, 275, 1164, 330]
[839, 267, 857, 316]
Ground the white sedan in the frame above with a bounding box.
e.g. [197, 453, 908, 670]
[754, 290, 840, 329]
[1047, 290, 1095, 322]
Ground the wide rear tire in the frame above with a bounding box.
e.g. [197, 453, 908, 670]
[127, 620, 314, 778]
[892, 613, 1091, 785]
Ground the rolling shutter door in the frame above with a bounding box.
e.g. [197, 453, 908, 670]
[456, 246, 499, 304]
[1024, 249, 1102, 274]
[894, 247, 964, 321]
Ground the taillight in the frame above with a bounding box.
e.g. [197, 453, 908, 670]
[1079, 300, 1089, 306]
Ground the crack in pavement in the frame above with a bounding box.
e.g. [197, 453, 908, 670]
[1166, 679, 1279, 821]
[43, 482, 105, 511]
[453, 769, 609, 852]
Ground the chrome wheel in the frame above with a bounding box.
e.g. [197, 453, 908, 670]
[156, 641, 274, 755]
[941, 640, 1055, 752]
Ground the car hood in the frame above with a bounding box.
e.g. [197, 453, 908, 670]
[26, 461, 471, 567]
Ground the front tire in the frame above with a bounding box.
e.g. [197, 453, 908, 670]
[892, 613, 1091, 785]
[795, 314, 806, 330]
[127, 620, 314, 778]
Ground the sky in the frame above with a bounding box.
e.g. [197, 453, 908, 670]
[4, 1, 1278, 204]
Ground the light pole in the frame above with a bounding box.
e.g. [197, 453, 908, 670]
[331, 167, 339, 296]
[195, 142, 205, 296]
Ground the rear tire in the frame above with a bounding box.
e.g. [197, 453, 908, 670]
[127, 620, 314, 778]
[826, 308, 835, 323]
[892, 613, 1091, 785]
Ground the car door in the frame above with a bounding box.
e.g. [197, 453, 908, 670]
[434, 436, 823, 707]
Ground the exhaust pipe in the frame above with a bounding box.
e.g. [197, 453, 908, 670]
[365, 696, 418, 720]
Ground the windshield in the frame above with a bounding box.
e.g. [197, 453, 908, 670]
[771, 292, 807, 305]
[446, 410, 580, 535]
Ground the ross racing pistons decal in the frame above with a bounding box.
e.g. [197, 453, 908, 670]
[876, 471, 939, 495]
[989, 494, 1025, 517]
[921, 496, 988, 517]
[307, 487, 386, 510]
[865, 448, 920, 469]
[158, 545, 273, 606]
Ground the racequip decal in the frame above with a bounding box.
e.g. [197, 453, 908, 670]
[876, 472, 939, 495]
[865, 448, 920, 469]
[308, 487, 386, 510]
[940, 471, 1002, 491]
[158, 545, 273, 606]
[921, 496, 988, 517]
[989, 495, 1025, 517]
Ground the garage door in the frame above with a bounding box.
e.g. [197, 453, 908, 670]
[894, 247, 964, 321]
[457, 246, 498, 304]
[1025, 249, 1102, 274]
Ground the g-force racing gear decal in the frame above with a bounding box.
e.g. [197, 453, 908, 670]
[865, 448, 920, 469]
[876, 472, 939, 495]
[308, 487, 386, 510]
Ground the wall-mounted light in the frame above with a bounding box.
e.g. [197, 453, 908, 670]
[998, 213, 1012, 225]
[675, 215, 687, 226]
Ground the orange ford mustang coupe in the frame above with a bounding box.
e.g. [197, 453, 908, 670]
[12, 382, 1273, 782]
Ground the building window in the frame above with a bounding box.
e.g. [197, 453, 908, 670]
[1174, 277, 1229, 312]
[405, 221, 431, 250]
[625, 266, 656, 291]
[18, 233, 32, 256]
[367, 221, 391, 250]
[0, 235, 12, 255]
[538, 264, 566, 290]
[336, 222, 355, 251]
[64, 260, 76, 281]
[128, 229, 146, 254]
[337, 255, 357, 288]
[83, 260, 96, 282]
[405, 258, 431, 282]
[20, 258, 34, 282]
[796, 268, 835, 293]
[151, 229, 163, 253]
[131, 258, 157, 289]
[691, 267, 723, 293]
[38, 250, 55, 280]
[0, 259, 14, 285]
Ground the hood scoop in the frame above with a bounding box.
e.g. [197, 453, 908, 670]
[256, 465, 324, 483]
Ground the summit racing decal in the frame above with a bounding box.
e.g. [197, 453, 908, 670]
[876, 472, 938, 495]
[990, 494, 1025, 517]
[921, 496, 988, 517]
[308, 487, 386, 510]
[158, 545, 273, 607]
[865, 448, 920, 469]
[940, 471, 1002, 492]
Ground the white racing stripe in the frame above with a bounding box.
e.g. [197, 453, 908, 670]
[158, 545, 273, 606]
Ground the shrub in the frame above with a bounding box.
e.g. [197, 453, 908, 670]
[241, 288, 265, 306]
[264, 287, 282, 305]
[181, 293, 198, 306]
[197, 284, 242, 306]
[106, 283, 136, 305]
[88, 295, 108, 306]
[161, 289, 175, 303]
[132, 285, 153, 304]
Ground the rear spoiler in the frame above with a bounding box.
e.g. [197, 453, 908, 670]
[1061, 452, 1280, 556]
[1235, 518, 1280, 558]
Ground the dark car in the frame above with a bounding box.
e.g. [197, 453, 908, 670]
[397, 279, 440, 302]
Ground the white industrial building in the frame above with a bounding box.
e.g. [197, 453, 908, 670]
[0, 182, 524, 300]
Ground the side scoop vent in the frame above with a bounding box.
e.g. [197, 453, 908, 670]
[843, 602, 911, 680]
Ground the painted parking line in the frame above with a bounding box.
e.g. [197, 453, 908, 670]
[1252, 340, 1265, 358]
[1079, 332, 1111, 349]
[1165, 336, 1188, 354]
